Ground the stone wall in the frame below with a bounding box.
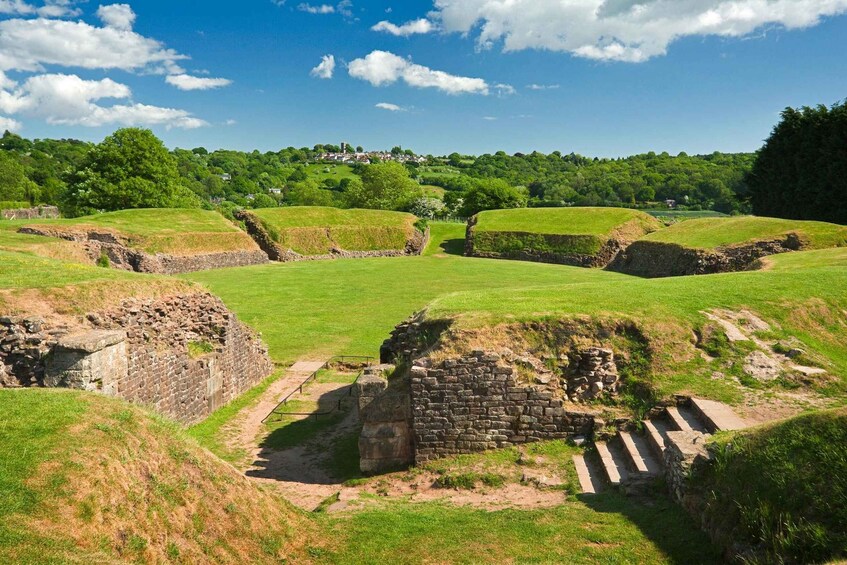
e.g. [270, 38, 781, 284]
[1, 206, 60, 220]
[609, 235, 803, 278]
[17, 226, 268, 274]
[409, 352, 597, 463]
[355, 364, 413, 474]
[0, 293, 274, 424]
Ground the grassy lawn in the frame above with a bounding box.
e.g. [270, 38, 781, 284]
[318, 494, 719, 564]
[183, 252, 623, 364]
[474, 207, 662, 236]
[305, 163, 358, 182]
[251, 206, 416, 229]
[21, 208, 257, 255]
[642, 216, 847, 249]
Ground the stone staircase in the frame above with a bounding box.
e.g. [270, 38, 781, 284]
[573, 398, 749, 494]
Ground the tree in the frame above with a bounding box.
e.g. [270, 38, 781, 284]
[286, 179, 339, 207]
[460, 178, 528, 216]
[0, 151, 39, 203]
[63, 128, 191, 215]
[346, 161, 421, 210]
[748, 101, 847, 224]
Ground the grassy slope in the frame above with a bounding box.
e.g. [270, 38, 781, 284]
[23, 208, 257, 255]
[0, 249, 193, 316]
[643, 216, 847, 249]
[700, 407, 847, 563]
[475, 207, 661, 236]
[251, 207, 419, 255]
[304, 163, 358, 182]
[0, 390, 311, 564]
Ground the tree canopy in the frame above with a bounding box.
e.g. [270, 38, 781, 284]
[346, 161, 421, 210]
[748, 101, 847, 224]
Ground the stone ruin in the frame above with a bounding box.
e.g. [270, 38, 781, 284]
[0, 293, 273, 424]
[566, 347, 620, 401]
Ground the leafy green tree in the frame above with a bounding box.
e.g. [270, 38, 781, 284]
[63, 128, 190, 215]
[286, 179, 339, 207]
[346, 162, 421, 210]
[460, 178, 528, 216]
[0, 151, 40, 203]
[249, 193, 278, 208]
[749, 101, 847, 224]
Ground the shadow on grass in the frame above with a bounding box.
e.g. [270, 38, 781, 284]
[246, 384, 363, 485]
[578, 491, 721, 564]
[434, 238, 465, 256]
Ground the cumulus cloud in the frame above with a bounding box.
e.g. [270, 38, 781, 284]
[0, 115, 22, 131]
[0, 15, 186, 73]
[432, 0, 847, 62]
[310, 54, 336, 79]
[166, 74, 232, 91]
[0, 0, 78, 17]
[298, 3, 334, 14]
[0, 73, 207, 129]
[375, 102, 405, 111]
[371, 18, 435, 36]
[348, 50, 489, 95]
[493, 83, 515, 96]
[96, 3, 136, 30]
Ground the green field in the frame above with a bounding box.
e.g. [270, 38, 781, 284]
[474, 207, 661, 236]
[642, 216, 847, 250]
[249, 206, 420, 255]
[304, 163, 358, 182]
[21, 208, 258, 255]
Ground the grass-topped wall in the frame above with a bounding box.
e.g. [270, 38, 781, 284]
[465, 207, 661, 267]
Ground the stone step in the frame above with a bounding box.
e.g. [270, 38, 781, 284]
[572, 454, 604, 495]
[690, 398, 749, 432]
[618, 431, 662, 476]
[666, 405, 709, 433]
[596, 441, 630, 486]
[643, 418, 671, 462]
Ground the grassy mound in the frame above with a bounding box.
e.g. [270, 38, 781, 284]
[0, 249, 192, 317]
[698, 407, 847, 563]
[22, 208, 259, 256]
[249, 207, 422, 256]
[467, 207, 661, 266]
[0, 390, 310, 563]
[642, 216, 847, 250]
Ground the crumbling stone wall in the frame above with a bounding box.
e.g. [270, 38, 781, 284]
[0, 293, 273, 424]
[355, 364, 413, 474]
[566, 347, 620, 401]
[409, 352, 597, 463]
[1, 206, 60, 220]
[17, 226, 268, 274]
[609, 235, 803, 278]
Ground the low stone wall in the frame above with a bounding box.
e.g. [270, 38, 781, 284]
[355, 364, 413, 474]
[17, 226, 268, 274]
[663, 430, 713, 509]
[237, 210, 430, 263]
[1, 206, 60, 220]
[410, 352, 597, 463]
[609, 235, 803, 278]
[0, 293, 274, 424]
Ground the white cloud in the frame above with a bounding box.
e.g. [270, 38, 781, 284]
[298, 3, 334, 14]
[0, 0, 34, 15]
[432, 0, 847, 62]
[225, 118, 237, 125]
[0, 115, 22, 131]
[310, 54, 336, 79]
[166, 74, 232, 90]
[375, 102, 404, 111]
[371, 18, 435, 36]
[0, 15, 186, 73]
[527, 83, 560, 90]
[0, 0, 82, 17]
[348, 50, 489, 95]
[494, 83, 515, 96]
[0, 73, 207, 129]
[96, 4, 136, 30]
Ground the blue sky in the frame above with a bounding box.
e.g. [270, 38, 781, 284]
[1, 0, 846, 156]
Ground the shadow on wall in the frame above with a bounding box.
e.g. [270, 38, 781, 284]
[578, 492, 721, 563]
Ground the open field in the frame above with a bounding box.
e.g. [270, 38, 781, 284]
[304, 163, 358, 183]
[642, 216, 847, 249]
[20, 208, 258, 255]
[474, 207, 661, 237]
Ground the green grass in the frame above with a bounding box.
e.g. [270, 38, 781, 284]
[642, 216, 847, 250]
[0, 250, 134, 290]
[304, 163, 358, 182]
[0, 201, 31, 210]
[423, 221, 466, 256]
[318, 495, 719, 564]
[644, 209, 729, 220]
[250, 207, 420, 255]
[699, 407, 847, 563]
[474, 207, 662, 237]
[22, 208, 255, 255]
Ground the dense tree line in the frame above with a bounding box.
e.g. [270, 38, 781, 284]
[0, 128, 760, 218]
[749, 101, 847, 224]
